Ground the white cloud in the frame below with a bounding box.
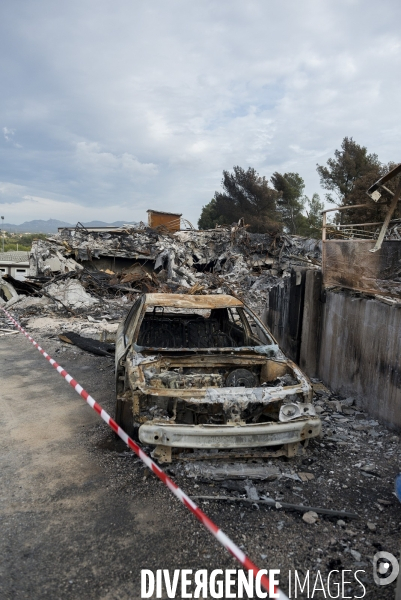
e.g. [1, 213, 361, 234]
[75, 142, 158, 179]
[0, 0, 400, 224]
[0, 181, 27, 198]
[2, 127, 22, 148]
[3, 127, 15, 142]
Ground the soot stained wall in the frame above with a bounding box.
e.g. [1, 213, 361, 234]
[318, 291, 401, 430]
[264, 270, 401, 430]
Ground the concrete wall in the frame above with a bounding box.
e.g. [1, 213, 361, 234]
[264, 269, 401, 430]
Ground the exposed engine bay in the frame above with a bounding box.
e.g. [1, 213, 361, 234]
[123, 351, 315, 428]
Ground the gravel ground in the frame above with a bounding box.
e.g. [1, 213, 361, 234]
[1, 309, 400, 599]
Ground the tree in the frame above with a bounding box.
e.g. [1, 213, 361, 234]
[316, 137, 385, 224]
[198, 166, 281, 233]
[270, 172, 307, 234]
[303, 193, 324, 237]
[197, 198, 226, 230]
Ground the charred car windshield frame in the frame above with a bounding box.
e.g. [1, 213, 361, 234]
[126, 301, 278, 354]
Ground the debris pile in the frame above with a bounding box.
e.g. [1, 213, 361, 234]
[175, 380, 398, 525]
[1, 224, 321, 316]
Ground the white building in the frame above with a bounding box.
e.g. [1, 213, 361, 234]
[0, 251, 30, 280]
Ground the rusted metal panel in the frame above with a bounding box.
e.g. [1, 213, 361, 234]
[147, 209, 182, 232]
[323, 239, 401, 297]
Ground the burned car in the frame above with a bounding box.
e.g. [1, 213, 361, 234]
[115, 293, 321, 462]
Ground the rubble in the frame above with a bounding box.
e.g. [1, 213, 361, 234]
[350, 549, 362, 562]
[11, 296, 51, 309]
[11, 224, 321, 316]
[244, 481, 260, 501]
[0, 329, 18, 337]
[302, 511, 318, 524]
[46, 279, 99, 310]
[167, 375, 399, 529]
[0, 225, 323, 409]
[0, 277, 21, 307]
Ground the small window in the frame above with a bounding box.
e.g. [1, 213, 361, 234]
[16, 269, 27, 273]
[0, 268, 6, 272]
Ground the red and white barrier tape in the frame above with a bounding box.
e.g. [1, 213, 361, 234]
[0, 306, 288, 600]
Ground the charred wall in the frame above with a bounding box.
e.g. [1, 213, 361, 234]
[264, 269, 401, 430]
[323, 240, 401, 297]
[318, 291, 401, 430]
[263, 269, 307, 364]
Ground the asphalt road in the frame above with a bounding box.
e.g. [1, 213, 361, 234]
[0, 332, 237, 600]
[1, 328, 400, 599]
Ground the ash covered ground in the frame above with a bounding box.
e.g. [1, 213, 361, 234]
[1, 312, 398, 599]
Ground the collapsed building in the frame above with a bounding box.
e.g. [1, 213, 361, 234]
[0, 222, 321, 315]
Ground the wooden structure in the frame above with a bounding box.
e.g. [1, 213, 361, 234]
[147, 210, 182, 232]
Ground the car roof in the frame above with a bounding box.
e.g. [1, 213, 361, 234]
[143, 293, 244, 309]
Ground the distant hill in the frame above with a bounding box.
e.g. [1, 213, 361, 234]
[1, 219, 140, 233]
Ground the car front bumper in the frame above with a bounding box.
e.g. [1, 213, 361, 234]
[138, 417, 321, 449]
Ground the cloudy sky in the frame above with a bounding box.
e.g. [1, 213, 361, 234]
[1, 0, 400, 225]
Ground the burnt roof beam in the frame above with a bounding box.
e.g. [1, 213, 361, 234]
[367, 163, 401, 195]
